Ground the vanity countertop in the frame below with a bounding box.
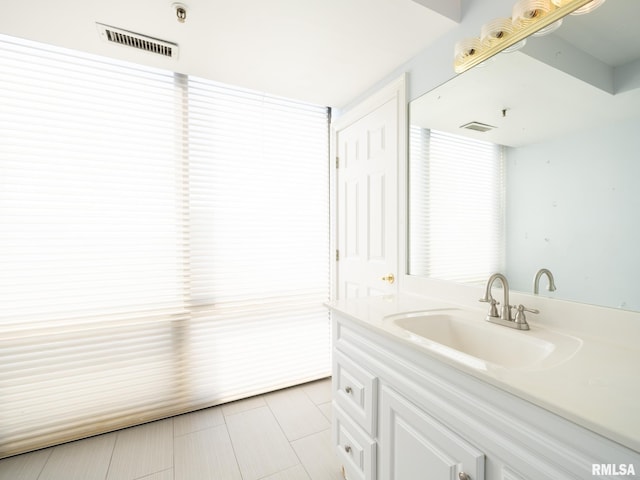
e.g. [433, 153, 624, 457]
[327, 293, 640, 453]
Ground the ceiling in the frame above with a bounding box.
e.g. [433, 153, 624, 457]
[553, 1, 640, 68]
[411, 50, 640, 148]
[0, 0, 460, 107]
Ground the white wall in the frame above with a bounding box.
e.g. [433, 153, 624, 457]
[505, 116, 640, 310]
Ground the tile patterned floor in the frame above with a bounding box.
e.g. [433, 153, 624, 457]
[0, 378, 342, 480]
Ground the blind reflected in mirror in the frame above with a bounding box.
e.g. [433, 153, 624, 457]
[408, 127, 504, 284]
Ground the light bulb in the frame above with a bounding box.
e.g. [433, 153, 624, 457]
[481, 18, 512, 46]
[551, 0, 606, 15]
[513, 0, 553, 27]
[512, 0, 562, 37]
[454, 38, 482, 64]
[481, 17, 527, 53]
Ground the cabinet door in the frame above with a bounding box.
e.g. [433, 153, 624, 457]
[380, 386, 485, 480]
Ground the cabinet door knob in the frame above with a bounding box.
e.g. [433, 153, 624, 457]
[344, 445, 352, 454]
[459, 472, 471, 480]
[381, 273, 395, 284]
[345, 386, 353, 394]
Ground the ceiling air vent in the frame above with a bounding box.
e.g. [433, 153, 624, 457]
[96, 23, 178, 59]
[460, 121, 496, 133]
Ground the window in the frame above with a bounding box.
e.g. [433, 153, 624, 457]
[185, 77, 331, 403]
[0, 34, 330, 458]
[409, 127, 504, 284]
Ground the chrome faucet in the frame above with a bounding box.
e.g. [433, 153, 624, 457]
[533, 268, 556, 295]
[479, 273, 536, 330]
[480, 273, 512, 321]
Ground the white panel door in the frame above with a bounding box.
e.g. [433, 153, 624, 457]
[336, 94, 399, 299]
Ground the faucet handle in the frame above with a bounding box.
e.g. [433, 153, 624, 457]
[479, 296, 499, 305]
[479, 297, 499, 317]
[514, 304, 539, 325]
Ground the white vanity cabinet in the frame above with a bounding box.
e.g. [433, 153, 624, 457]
[331, 311, 640, 480]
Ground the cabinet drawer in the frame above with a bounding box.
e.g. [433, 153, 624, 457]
[333, 404, 376, 480]
[333, 350, 377, 436]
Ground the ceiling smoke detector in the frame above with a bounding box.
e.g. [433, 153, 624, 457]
[460, 121, 496, 133]
[172, 3, 188, 23]
[96, 23, 179, 59]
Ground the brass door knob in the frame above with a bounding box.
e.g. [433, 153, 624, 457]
[381, 273, 395, 284]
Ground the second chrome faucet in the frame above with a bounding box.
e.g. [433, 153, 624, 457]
[534, 268, 556, 295]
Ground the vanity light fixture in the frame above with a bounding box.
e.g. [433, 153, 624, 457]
[454, 0, 602, 73]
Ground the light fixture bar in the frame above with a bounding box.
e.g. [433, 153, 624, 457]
[454, 0, 594, 73]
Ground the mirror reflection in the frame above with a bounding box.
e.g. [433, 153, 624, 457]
[408, 1, 640, 311]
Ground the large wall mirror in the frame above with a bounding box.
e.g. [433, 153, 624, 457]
[408, 1, 640, 311]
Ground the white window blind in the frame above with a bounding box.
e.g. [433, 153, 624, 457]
[0, 34, 330, 458]
[409, 127, 504, 284]
[185, 78, 331, 404]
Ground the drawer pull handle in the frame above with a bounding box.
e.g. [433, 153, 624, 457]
[459, 473, 471, 480]
[345, 386, 353, 394]
[344, 445, 352, 454]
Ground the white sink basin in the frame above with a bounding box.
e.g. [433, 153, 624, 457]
[384, 309, 581, 370]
